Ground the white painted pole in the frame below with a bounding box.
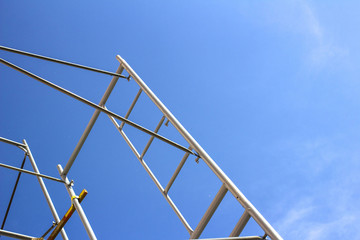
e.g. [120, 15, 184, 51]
[23, 140, 69, 240]
[57, 164, 97, 240]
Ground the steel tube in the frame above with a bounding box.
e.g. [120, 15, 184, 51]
[62, 64, 124, 176]
[0, 58, 193, 156]
[0, 229, 35, 240]
[0, 162, 63, 183]
[116, 55, 282, 240]
[0, 45, 126, 78]
[140, 116, 165, 159]
[23, 140, 69, 240]
[191, 184, 228, 239]
[119, 88, 142, 129]
[57, 165, 97, 240]
[191, 237, 263, 240]
[1, 154, 26, 230]
[230, 211, 251, 237]
[164, 149, 191, 194]
[108, 114, 194, 234]
[0, 137, 26, 148]
[41, 222, 56, 239]
[161, 191, 194, 235]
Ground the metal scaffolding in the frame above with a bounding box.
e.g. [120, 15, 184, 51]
[0, 137, 69, 240]
[0, 46, 283, 240]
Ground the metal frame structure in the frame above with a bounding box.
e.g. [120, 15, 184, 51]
[0, 137, 69, 240]
[0, 46, 283, 240]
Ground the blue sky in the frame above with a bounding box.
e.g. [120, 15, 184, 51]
[1, 1, 360, 239]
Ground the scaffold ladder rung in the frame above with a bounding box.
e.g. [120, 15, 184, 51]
[164, 148, 192, 194]
[190, 184, 228, 239]
[119, 88, 142, 129]
[140, 115, 166, 159]
[107, 112, 194, 234]
[230, 210, 251, 237]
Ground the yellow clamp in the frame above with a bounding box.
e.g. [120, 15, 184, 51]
[71, 189, 88, 204]
[71, 195, 79, 204]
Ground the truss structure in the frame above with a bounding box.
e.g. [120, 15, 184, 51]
[0, 46, 283, 240]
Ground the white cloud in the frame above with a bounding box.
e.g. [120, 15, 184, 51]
[295, 1, 348, 67]
[277, 201, 359, 240]
[238, 0, 349, 67]
[300, 1, 349, 66]
[274, 136, 360, 240]
[276, 198, 314, 236]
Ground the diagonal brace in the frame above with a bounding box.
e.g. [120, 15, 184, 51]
[0, 58, 193, 157]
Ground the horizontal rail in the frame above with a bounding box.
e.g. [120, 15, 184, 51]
[0, 58, 194, 156]
[0, 137, 26, 148]
[0, 45, 127, 78]
[108, 114, 194, 235]
[0, 229, 35, 240]
[62, 64, 124, 177]
[0, 163, 64, 183]
[192, 237, 263, 240]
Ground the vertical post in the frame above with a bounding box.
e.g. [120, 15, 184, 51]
[57, 164, 97, 240]
[23, 140, 69, 240]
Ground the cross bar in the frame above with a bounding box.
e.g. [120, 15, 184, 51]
[0, 163, 64, 183]
[0, 229, 35, 240]
[0, 137, 26, 149]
